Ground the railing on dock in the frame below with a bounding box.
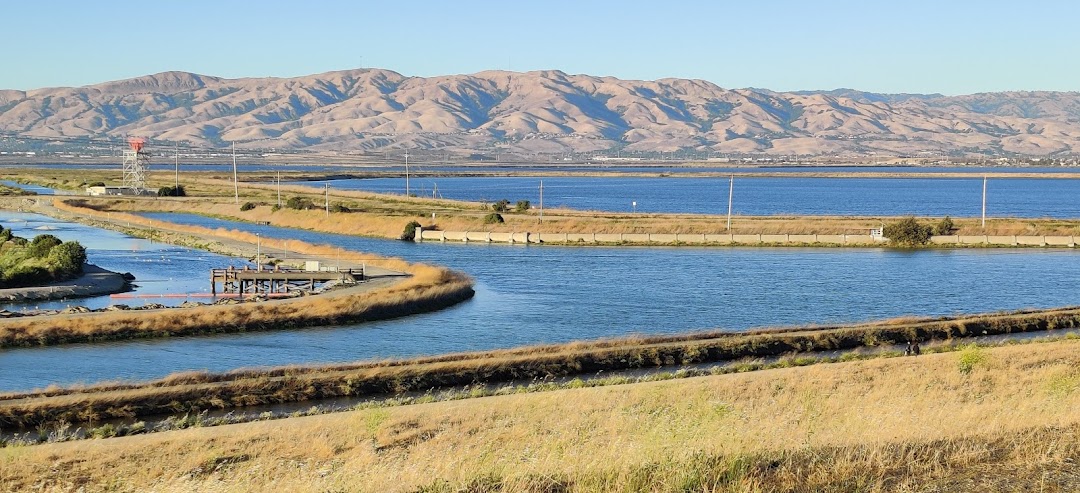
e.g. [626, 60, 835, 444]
[210, 265, 365, 296]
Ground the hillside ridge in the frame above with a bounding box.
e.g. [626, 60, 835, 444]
[3, 68, 1080, 156]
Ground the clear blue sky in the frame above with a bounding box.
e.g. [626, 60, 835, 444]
[3, 0, 1077, 95]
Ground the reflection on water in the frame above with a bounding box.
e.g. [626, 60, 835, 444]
[1, 211, 1078, 391]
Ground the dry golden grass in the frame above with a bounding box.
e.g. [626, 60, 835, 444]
[4, 305, 1078, 433]
[64, 185, 1080, 239]
[9, 167, 1080, 239]
[4, 339, 1080, 492]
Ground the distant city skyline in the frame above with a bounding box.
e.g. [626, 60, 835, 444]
[3, 0, 1078, 95]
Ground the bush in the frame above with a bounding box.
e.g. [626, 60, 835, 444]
[271, 204, 281, 212]
[883, 217, 932, 247]
[483, 213, 505, 224]
[46, 241, 86, 277]
[400, 221, 423, 241]
[28, 234, 62, 258]
[515, 200, 531, 212]
[286, 197, 315, 210]
[957, 344, 988, 375]
[330, 203, 351, 213]
[87, 181, 105, 187]
[240, 202, 256, 211]
[157, 185, 186, 197]
[934, 216, 955, 235]
[3, 264, 49, 287]
[492, 199, 510, 212]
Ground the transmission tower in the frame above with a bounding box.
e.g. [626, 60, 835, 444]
[123, 137, 150, 193]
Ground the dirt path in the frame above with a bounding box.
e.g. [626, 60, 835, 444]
[0, 264, 130, 303]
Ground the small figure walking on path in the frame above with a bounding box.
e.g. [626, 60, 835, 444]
[905, 341, 913, 356]
[912, 341, 921, 356]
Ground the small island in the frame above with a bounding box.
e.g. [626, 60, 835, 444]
[0, 225, 130, 302]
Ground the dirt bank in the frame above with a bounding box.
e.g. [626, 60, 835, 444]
[0, 264, 130, 303]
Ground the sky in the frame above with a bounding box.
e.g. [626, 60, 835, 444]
[2, 0, 1077, 95]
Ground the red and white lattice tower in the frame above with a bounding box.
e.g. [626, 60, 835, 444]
[122, 137, 150, 192]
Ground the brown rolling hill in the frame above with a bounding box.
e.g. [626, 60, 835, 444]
[2, 68, 1079, 156]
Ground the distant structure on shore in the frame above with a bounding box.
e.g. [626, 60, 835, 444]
[123, 137, 150, 193]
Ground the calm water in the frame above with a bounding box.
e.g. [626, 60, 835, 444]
[0, 212, 249, 311]
[1, 212, 1077, 392]
[11, 162, 1080, 175]
[306, 175, 1080, 217]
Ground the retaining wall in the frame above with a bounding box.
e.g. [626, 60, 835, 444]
[417, 228, 1078, 248]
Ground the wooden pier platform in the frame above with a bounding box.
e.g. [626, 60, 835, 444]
[210, 265, 365, 296]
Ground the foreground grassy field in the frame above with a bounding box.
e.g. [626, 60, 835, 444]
[3, 338, 1080, 492]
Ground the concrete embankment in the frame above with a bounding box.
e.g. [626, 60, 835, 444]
[0, 264, 130, 303]
[417, 229, 1080, 247]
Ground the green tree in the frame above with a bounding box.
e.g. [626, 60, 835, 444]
[934, 216, 955, 235]
[286, 197, 315, 210]
[883, 217, 933, 247]
[28, 234, 62, 258]
[46, 241, 86, 277]
[157, 185, 186, 197]
[515, 200, 531, 212]
[492, 199, 510, 213]
[400, 221, 423, 241]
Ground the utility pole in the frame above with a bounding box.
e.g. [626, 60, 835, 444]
[404, 149, 410, 196]
[174, 143, 179, 188]
[325, 182, 330, 217]
[276, 171, 282, 207]
[727, 174, 734, 231]
[981, 175, 987, 228]
[539, 180, 544, 223]
[231, 142, 239, 204]
[256, 233, 261, 272]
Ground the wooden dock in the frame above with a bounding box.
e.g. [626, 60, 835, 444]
[210, 265, 365, 296]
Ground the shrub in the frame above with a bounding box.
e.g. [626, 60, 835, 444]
[28, 234, 62, 258]
[271, 204, 281, 212]
[3, 264, 49, 287]
[240, 202, 256, 211]
[46, 241, 86, 277]
[492, 199, 510, 212]
[515, 200, 531, 212]
[883, 217, 932, 247]
[400, 221, 423, 241]
[957, 343, 988, 375]
[157, 185, 186, 197]
[483, 213, 504, 224]
[87, 181, 106, 187]
[934, 216, 955, 235]
[330, 203, 351, 213]
[286, 197, 315, 210]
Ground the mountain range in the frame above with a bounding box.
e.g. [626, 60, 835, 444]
[2, 68, 1079, 156]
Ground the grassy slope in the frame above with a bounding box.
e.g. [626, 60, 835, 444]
[4, 339, 1080, 492]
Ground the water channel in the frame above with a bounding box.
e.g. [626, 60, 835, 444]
[2, 210, 1078, 392]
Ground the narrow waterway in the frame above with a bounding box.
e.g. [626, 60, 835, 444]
[1, 211, 1077, 392]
